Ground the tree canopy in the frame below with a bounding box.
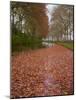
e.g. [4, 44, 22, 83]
[11, 2, 49, 37]
[49, 5, 74, 40]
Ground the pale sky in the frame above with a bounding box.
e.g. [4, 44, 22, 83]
[46, 4, 58, 24]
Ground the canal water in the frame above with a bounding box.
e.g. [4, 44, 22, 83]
[42, 41, 54, 47]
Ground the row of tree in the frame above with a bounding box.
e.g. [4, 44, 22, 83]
[11, 2, 49, 51]
[49, 5, 74, 41]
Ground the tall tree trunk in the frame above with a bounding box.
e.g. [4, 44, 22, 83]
[69, 7, 71, 41]
[70, 32, 71, 40]
[67, 28, 68, 41]
[12, 14, 15, 33]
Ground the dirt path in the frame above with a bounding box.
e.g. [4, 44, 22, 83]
[11, 45, 74, 98]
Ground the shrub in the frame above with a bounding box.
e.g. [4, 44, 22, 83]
[12, 32, 43, 52]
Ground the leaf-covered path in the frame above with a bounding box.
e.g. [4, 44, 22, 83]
[11, 45, 74, 98]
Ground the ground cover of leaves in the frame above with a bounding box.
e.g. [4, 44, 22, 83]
[11, 45, 74, 98]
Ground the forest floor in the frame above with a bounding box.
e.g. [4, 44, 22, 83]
[11, 44, 74, 98]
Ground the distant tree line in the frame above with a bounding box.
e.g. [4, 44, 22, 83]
[49, 5, 74, 41]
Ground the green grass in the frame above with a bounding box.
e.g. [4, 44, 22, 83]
[56, 41, 74, 50]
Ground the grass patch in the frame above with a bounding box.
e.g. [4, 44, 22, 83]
[56, 41, 74, 50]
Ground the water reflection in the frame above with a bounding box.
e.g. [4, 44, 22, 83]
[42, 41, 54, 47]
